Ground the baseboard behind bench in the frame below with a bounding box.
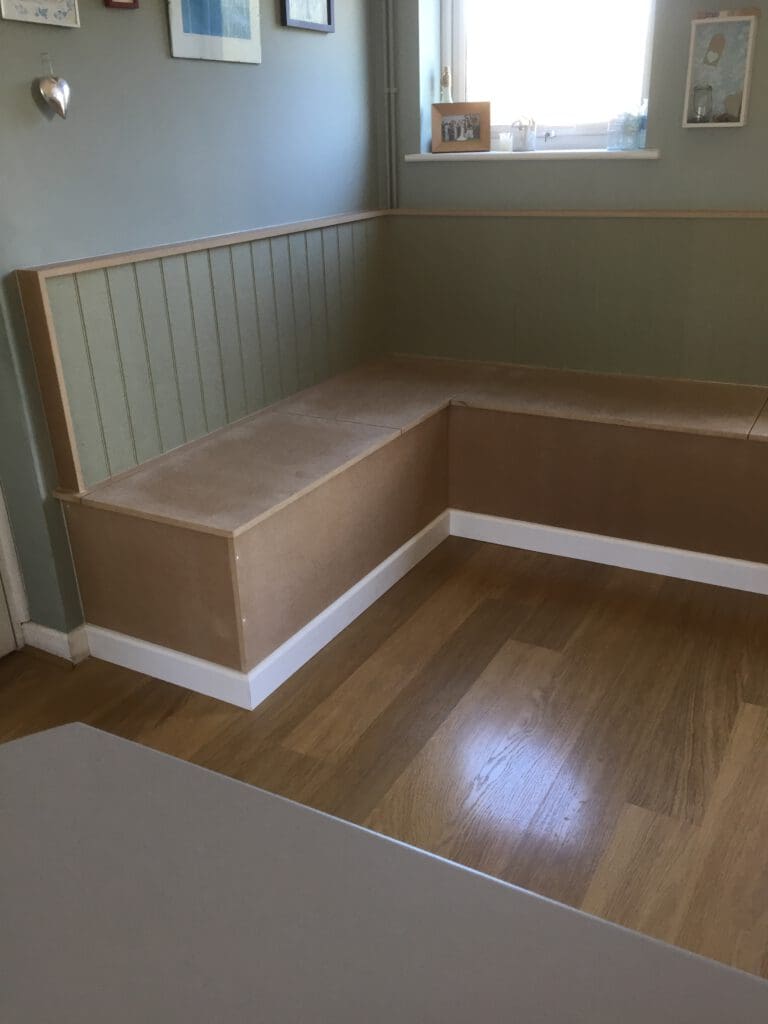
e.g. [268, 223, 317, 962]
[73, 509, 768, 709]
[449, 511, 768, 597]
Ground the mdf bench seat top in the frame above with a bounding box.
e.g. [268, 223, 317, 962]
[69, 357, 768, 535]
[278, 355, 768, 439]
[76, 410, 397, 535]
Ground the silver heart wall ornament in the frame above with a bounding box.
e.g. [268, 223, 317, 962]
[38, 76, 71, 119]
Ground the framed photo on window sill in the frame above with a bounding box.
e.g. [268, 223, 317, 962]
[432, 102, 491, 154]
[281, 0, 334, 33]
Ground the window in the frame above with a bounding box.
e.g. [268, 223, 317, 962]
[443, 0, 656, 151]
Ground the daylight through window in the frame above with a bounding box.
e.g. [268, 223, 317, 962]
[447, 0, 656, 149]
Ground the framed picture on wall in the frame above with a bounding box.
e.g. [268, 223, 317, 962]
[431, 102, 491, 154]
[280, 0, 334, 33]
[0, 0, 79, 27]
[168, 0, 261, 63]
[683, 14, 758, 127]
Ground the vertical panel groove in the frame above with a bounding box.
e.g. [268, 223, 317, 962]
[302, 232, 318, 383]
[304, 232, 315, 382]
[132, 263, 164, 450]
[336, 226, 345, 368]
[158, 260, 189, 442]
[228, 246, 249, 402]
[267, 239, 286, 397]
[287, 236, 300, 385]
[319, 229, 333, 375]
[73, 275, 111, 476]
[103, 270, 139, 465]
[183, 254, 210, 434]
[206, 250, 230, 423]
[351, 223, 362, 363]
[248, 243, 269, 406]
[286, 234, 305, 387]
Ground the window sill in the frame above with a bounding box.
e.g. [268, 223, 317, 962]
[404, 149, 660, 163]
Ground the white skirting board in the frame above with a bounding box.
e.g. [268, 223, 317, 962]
[21, 622, 90, 663]
[87, 512, 452, 711]
[449, 511, 768, 596]
[74, 509, 768, 710]
[86, 626, 255, 708]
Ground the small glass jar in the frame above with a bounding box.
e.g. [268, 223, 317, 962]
[691, 85, 713, 123]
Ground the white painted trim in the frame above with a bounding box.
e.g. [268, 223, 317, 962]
[79, 508, 768, 710]
[0, 487, 29, 647]
[404, 149, 660, 163]
[68, 625, 90, 663]
[86, 626, 254, 708]
[449, 510, 768, 596]
[22, 623, 90, 663]
[86, 512, 451, 710]
[246, 511, 450, 707]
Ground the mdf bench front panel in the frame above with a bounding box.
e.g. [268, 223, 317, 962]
[64, 412, 448, 674]
[450, 406, 768, 564]
[63, 504, 242, 668]
[235, 411, 449, 668]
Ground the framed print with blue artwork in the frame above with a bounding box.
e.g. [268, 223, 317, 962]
[0, 0, 79, 28]
[168, 0, 261, 63]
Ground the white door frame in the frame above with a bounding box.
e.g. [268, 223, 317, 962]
[0, 484, 29, 648]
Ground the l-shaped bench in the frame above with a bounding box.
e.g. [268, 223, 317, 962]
[16, 212, 768, 708]
[58, 354, 768, 708]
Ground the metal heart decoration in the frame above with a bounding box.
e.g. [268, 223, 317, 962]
[38, 76, 71, 119]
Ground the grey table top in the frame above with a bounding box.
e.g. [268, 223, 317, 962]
[2, 723, 766, 1023]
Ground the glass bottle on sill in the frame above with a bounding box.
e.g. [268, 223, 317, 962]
[440, 66, 453, 104]
[608, 103, 646, 151]
[636, 99, 648, 149]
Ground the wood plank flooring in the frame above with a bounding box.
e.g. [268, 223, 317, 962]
[2, 536, 767, 977]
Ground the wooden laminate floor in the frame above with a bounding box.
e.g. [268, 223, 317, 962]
[2, 537, 768, 977]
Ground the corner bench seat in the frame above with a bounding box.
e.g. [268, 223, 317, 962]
[69, 356, 768, 533]
[279, 356, 768, 441]
[61, 357, 768, 700]
[74, 411, 399, 536]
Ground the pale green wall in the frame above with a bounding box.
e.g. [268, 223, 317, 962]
[395, 0, 768, 209]
[388, 214, 768, 383]
[0, 0, 379, 631]
[48, 219, 383, 488]
[387, 1, 768, 384]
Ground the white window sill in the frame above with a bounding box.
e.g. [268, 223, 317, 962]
[404, 149, 660, 163]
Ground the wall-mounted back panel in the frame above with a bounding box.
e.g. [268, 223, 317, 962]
[21, 206, 768, 494]
[387, 212, 768, 386]
[18, 212, 386, 492]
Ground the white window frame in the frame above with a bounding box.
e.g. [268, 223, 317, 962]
[441, 0, 657, 152]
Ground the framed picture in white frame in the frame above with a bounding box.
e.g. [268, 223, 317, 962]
[168, 0, 261, 64]
[683, 14, 758, 128]
[281, 0, 334, 33]
[0, 0, 79, 27]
